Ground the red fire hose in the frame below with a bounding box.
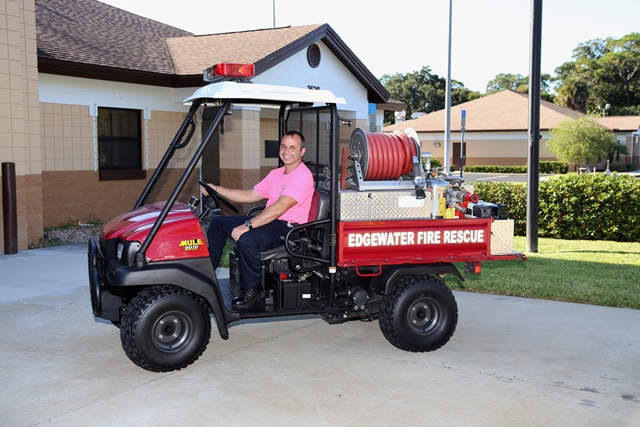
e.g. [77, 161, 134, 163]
[350, 130, 417, 181]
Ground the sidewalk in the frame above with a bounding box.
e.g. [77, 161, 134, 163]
[1, 244, 639, 426]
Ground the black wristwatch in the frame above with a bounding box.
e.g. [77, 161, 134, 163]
[244, 220, 253, 230]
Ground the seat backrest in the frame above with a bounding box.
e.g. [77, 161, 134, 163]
[307, 189, 330, 222]
[256, 188, 330, 265]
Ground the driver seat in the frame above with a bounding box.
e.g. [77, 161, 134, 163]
[258, 188, 330, 261]
[228, 188, 330, 285]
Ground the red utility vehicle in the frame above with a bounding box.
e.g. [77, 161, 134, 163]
[88, 63, 525, 372]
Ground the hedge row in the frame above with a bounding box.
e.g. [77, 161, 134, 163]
[463, 162, 569, 174]
[609, 163, 637, 172]
[473, 174, 640, 242]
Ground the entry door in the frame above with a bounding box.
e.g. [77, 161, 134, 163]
[452, 142, 466, 171]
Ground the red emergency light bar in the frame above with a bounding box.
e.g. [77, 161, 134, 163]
[203, 62, 255, 82]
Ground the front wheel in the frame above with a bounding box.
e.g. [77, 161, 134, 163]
[120, 286, 211, 372]
[379, 275, 458, 352]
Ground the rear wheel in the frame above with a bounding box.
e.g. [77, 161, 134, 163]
[379, 275, 458, 352]
[120, 286, 211, 372]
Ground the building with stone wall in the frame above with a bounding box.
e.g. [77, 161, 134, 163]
[1, 0, 398, 252]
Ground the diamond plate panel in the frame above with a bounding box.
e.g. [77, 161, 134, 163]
[338, 190, 432, 221]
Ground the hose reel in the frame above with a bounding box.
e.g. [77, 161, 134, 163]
[341, 128, 422, 191]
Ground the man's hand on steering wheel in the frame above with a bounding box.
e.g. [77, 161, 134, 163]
[198, 180, 239, 213]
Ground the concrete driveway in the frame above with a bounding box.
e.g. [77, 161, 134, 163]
[1, 244, 639, 426]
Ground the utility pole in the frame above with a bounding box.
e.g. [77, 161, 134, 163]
[444, 0, 453, 173]
[273, 0, 276, 28]
[460, 110, 466, 178]
[527, 0, 543, 253]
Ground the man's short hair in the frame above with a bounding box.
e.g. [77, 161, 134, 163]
[284, 130, 305, 148]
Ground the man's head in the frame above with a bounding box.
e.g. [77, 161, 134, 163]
[280, 131, 306, 171]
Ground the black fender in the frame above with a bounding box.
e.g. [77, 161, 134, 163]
[110, 258, 231, 340]
[370, 262, 464, 296]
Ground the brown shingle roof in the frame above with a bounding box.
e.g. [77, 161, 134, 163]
[385, 90, 585, 132]
[36, 0, 193, 75]
[167, 25, 324, 76]
[35, 1, 390, 101]
[596, 116, 640, 132]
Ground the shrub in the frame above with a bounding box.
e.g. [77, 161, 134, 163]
[538, 174, 639, 242]
[473, 174, 640, 242]
[465, 165, 527, 173]
[539, 161, 569, 174]
[547, 116, 619, 170]
[423, 157, 442, 169]
[464, 162, 568, 174]
[609, 163, 635, 172]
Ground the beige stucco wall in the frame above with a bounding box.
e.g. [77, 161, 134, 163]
[217, 108, 263, 212]
[0, 0, 42, 251]
[40, 103, 93, 171]
[418, 132, 556, 168]
[39, 104, 202, 226]
[148, 110, 194, 169]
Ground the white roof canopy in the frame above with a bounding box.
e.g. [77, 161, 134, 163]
[184, 81, 346, 105]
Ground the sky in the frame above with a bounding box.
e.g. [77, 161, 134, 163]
[99, 0, 640, 93]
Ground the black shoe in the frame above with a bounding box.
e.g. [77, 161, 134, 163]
[232, 285, 264, 308]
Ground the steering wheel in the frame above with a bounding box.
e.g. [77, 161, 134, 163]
[198, 180, 239, 213]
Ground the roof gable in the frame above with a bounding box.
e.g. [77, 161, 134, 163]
[168, 23, 389, 102]
[385, 90, 585, 132]
[167, 25, 326, 76]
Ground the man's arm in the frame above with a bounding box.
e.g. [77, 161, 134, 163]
[230, 195, 297, 241]
[202, 183, 263, 204]
[249, 195, 297, 228]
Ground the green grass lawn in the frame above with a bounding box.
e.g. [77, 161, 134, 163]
[447, 236, 640, 309]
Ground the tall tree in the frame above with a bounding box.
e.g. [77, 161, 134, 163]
[554, 34, 640, 115]
[600, 33, 640, 107]
[380, 67, 479, 125]
[486, 73, 529, 93]
[554, 61, 590, 112]
[485, 73, 555, 101]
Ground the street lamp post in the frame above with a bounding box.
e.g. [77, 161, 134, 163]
[444, 0, 453, 174]
[460, 110, 466, 178]
[526, 0, 543, 254]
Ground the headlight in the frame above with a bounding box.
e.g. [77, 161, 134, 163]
[117, 241, 141, 266]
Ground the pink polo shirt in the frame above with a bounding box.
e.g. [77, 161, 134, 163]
[254, 162, 314, 225]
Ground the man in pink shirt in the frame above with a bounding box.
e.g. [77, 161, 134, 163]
[203, 131, 314, 308]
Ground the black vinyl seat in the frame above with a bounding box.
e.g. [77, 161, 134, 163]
[259, 188, 330, 261]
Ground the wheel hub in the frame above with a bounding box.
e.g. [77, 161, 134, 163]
[153, 312, 191, 352]
[407, 299, 440, 334]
